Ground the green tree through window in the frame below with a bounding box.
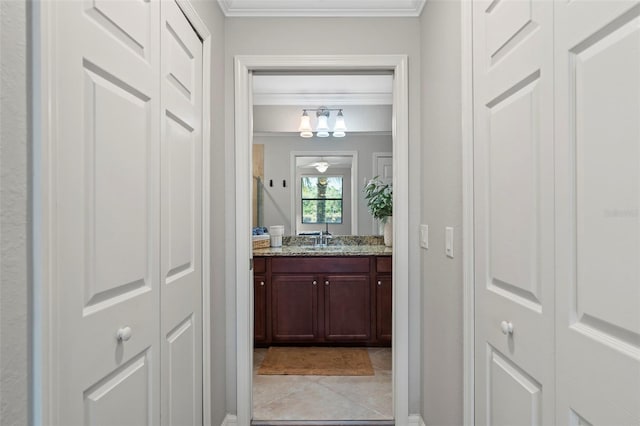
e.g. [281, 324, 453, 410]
[301, 176, 343, 224]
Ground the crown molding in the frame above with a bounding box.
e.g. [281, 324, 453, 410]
[217, 0, 426, 17]
[253, 92, 392, 106]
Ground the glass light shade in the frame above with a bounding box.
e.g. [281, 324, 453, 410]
[332, 110, 347, 137]
[316, 114, 330, 137]
[299, 112, 313, 138]
[314, 161, 329, 173]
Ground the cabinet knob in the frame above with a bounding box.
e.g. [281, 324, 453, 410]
[312, 280, 317, 285]
[260, 281, 265, 286]
[325, 280, 330, 286]
[116, 326, 132, 342]
[500, 321, 514, 335]
[377, 281, 382, 286]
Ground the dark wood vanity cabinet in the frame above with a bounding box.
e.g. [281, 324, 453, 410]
[375, 257, 393, 344]
[253, 257, 268, 344]
[254, 255, 391, 346]
[323, 274, 371, 342]
[271, 274, 319, 342]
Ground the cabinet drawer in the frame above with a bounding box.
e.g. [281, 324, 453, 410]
[253, 257, 266, 273]
[271, 256, 370, 273]
[376, 256, 392, 273]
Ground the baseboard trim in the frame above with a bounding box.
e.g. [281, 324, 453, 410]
[222, 414, 238, 426]
[407, 415, 425, 426]
[251, 422, 394, 426]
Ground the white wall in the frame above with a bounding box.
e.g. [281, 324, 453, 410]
[255, 134, 392, 236]
[190, 1, 228, 425]
[0, 1, 29, 424]
[420, 1, 464, 425]
[225, 16, 423, 414]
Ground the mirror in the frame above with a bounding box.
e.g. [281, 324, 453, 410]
[252, 74, 393, 236]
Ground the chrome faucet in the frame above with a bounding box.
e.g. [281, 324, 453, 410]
[316, 229, 332, 247]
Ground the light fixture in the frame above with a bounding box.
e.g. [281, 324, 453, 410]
[298, 110, 313, 138]
[332, 110, 346, 138]
[298, 106, 347, 138]
[313, 161, 330, 173]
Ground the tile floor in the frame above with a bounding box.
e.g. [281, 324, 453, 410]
[252, 347, 393, 421]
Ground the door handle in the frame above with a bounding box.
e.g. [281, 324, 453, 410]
[500, 321, 514, 335]
[377, 281, 382, 286]
[116, 326, 132, 342]
[312, 280, 317, 286]
[260, 281, 265, 286]
[325, 280, 330, 286]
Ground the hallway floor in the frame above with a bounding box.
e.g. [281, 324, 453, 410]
[253, 348, 393, 421]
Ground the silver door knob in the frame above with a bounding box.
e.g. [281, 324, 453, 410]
[325, 280, 329, 286]
[116, 326, 132, 342]
[500, 321, 514, 335]
[377, 281, 382, 286]
[312, 280, 317, 285]
[260, 281, 265, 286]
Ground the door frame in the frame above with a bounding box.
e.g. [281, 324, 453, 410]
[234, 55, 409, 425]
[31, 1, 213, 423]
[462, 0, 475, 424]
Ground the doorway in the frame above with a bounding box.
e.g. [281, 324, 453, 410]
[234, 55, 410, 425]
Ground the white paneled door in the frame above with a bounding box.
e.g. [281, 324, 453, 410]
[473, 0, 555, 424]
[160, 1, 203, 425]
[555, 1, 640, 424]
[52, 1, 203, 424]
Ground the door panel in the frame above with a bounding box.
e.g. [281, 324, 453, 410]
[84, 350, 152, 426]
[54, 1, 160, 424]
[160, 1, 203, 425]
[271, 275, 319, 341]
[555, 1, 640, 424]
[323, 274, 371, 341]
[376, 275, 392, 342]
[473, 0, 555, 424]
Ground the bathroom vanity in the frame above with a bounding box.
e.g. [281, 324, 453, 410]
[253, 241, 392, 347]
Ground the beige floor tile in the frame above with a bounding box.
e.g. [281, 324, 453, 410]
[252, 348, 392, 421]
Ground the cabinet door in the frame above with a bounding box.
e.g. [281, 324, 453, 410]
[376, 275, 392, 343]
[271, 274, 319, 342]
[323, 274, 371, 341]
[254, 275, 267, 344]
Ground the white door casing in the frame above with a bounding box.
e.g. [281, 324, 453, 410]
[473, 0, 555, 424]
[53, 1, 161, 424]
[160, 1, 204, 425]
[235, 55, 409, 426]
[43, 1, 205, 424]
[555, 1, 640, 424]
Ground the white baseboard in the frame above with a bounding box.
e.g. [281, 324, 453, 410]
[408, 414, 426, 426]
[221, 414, 238, 426]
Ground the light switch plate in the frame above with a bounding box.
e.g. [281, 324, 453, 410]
[420, 224, 429, 249]
[445, 227, 454, 258]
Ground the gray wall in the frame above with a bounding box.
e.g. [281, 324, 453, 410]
[191, 1, 228, 424]
[420, 1, 464, 425]
[255, 134, 392, 236]
[0, 0, 29, 424]
[225, 16, 423, 415]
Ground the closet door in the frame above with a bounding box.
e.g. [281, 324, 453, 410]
[160, 1, 204, 425]
[472, 0, 555, 424]
[53, 1, 161, 424]
[555, 1, 640, 424]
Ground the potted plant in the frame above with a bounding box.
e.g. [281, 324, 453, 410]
[364, 176, 393, 246]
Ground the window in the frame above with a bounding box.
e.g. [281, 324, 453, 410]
[301, 176, 343, 224]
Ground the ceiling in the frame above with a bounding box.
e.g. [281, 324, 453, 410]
[218, 0, 426, 17]
[253, 74, 393, 106]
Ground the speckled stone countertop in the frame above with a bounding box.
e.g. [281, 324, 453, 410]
[253, 235, 392, 257]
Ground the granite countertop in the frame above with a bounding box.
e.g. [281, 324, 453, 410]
[253, 235, 392, 257]
[253, 244, 392, 257]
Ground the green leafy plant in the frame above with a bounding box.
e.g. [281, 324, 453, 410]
[363, 176, 392, 222]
